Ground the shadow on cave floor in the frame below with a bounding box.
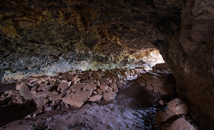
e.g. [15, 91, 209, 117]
[0, 83, 16, 94]
[0, 102, 36, 127]
[117, 79, 155, 109]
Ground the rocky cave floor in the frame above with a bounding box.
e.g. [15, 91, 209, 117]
[0, 66, 198, 130]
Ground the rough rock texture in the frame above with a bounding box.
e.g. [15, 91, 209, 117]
[0, 0, 214, 129]
[0, 0, 165, 83]
[155, 0, 214, 129]
[167, 98, 188, 115]
[1, 77, 167, 130]
[163, 118, 196, 130]
[0, 67, 174, 113]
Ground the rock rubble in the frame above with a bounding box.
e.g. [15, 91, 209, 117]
[0, 68, 145, 111]
[0, 65, 198, 129]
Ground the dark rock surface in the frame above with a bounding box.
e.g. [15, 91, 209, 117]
[155, 0, 214, 129]
[0, 0, 213, 129]
[0, 0, 166, 83]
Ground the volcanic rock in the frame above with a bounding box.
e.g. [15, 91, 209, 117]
[70, 83, 85, 93]
[116, 81, 123, 89]
[49, 93, 62, 101]
[106, 87, 113, 93]
[85, 83, 97, 91]
[89, 95, 103, 102]
[162, 118, 196, 130]
[103, 92, 116, 102]
[34, 98, 49, 108]
[38, 81, 52, 91]
[58, 80, 71, 94]
[156, 109, 177, 126]
[100, 83, 108, 92]
[62, 90, 92, 108]
[167, 98, 188, 115]
[19, 84, 33, 100]
[96, 88, 103, 95]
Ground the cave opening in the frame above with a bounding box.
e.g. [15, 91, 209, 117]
[0, 0, 214, 130]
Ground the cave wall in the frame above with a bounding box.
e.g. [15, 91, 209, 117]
[156, 0, 214, 129]
[0, 0, 214, 129]
[0, 0, 165, 83]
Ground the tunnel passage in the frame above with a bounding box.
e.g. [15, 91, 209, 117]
[0, 0, 214, 129]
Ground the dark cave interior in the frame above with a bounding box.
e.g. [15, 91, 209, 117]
[0, 0, 214, 130]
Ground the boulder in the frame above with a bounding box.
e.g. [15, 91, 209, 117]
[85, 83, 97, 91]
[167, 98, 188, 115]
[106, 87, 113, 93]
[89, 95, 102, 102]
[116, 81, 123, 89]
[38, 81, 52, 91]
[34, 98, 49, 108]
[96, 88, 103, 95]
[19, 84, 34, 100]
[62, 73, 80, 84]
[103, 92, 116, 102]
[110, 82, 117, 90]
[113, 88, 119, 93]
[58, 80, 71, 94]
[62, 90, 92, 108]
[163, 118, 196, 130]
[49, 93, 62, 101]
[156, 109, 177, 126]
[100, 83, 108, 92]
[70, 83, 85, 92]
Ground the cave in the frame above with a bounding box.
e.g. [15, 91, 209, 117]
[0, 0, 213, 130]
